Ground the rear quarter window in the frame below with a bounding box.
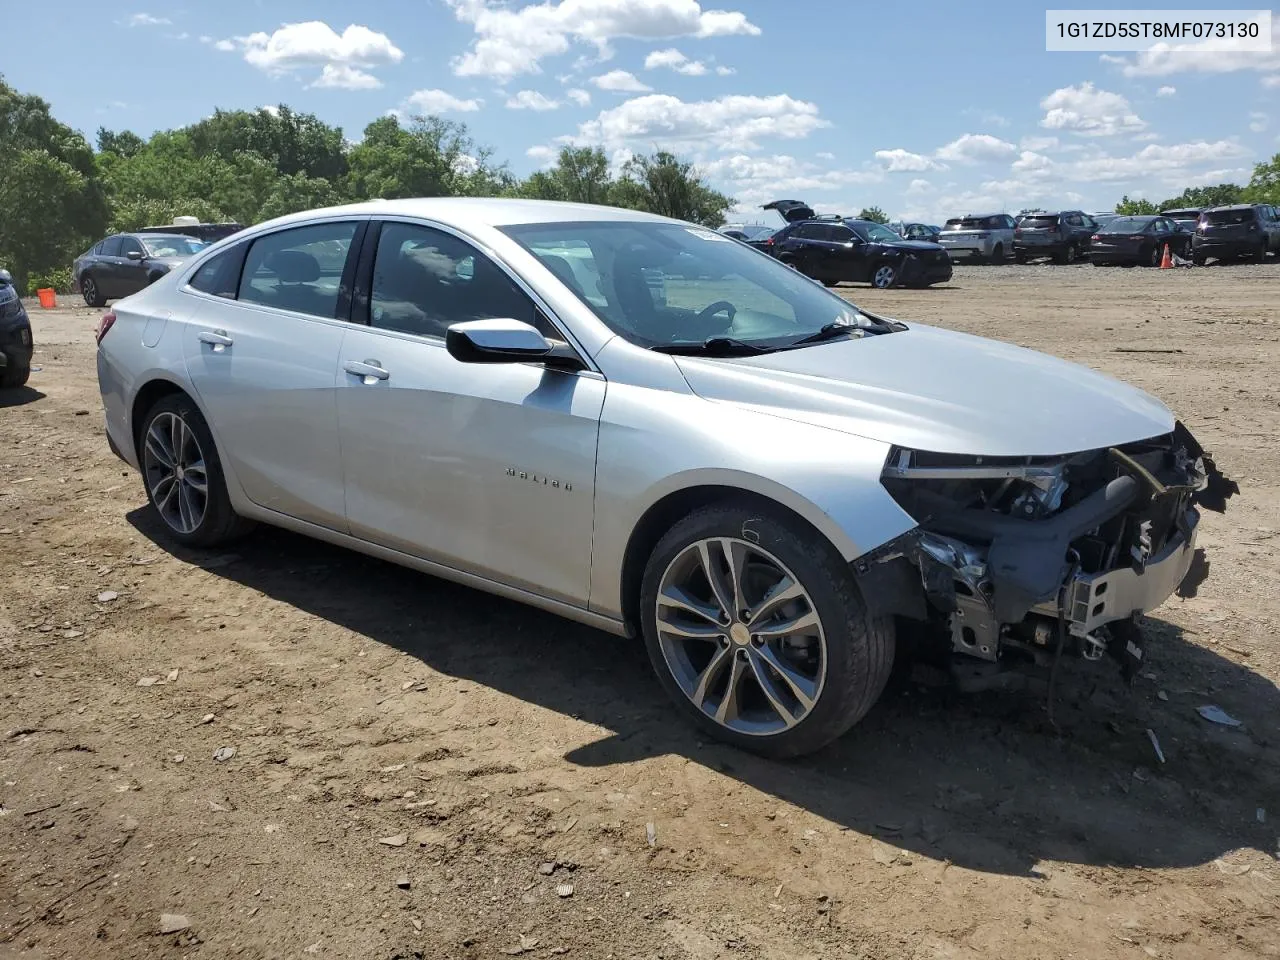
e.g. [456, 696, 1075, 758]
[1204, 209, 1255, 225]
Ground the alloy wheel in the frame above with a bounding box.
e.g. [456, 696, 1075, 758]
[82, 278, 97, 306]
[142, 411, 209, 535]
[654, 537, 827, 736]
[872, 265, 896, 288]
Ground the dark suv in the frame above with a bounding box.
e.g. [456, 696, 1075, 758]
[765, 215, 952, 288]
[1013, 211, 1098, 263]
[0, 267, 33, 388]
[73, 233, 210, 307]
[1192, 204, 1280, 264]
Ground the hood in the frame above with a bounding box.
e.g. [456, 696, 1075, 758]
[147, 256, 188, 270]
[673, 323, 1174, 457]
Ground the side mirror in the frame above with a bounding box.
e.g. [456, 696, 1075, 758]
[126, 250, 144, 261]
[445, 318, 583, 369]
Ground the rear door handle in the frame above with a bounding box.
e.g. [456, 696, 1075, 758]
[343, 359, 390, 382]
[198, 329, 233, 350]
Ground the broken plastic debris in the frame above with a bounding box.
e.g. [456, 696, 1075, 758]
[1145, 728, 1166, 764]
[159, 913, 190, 934]
[379, 833, 408, 847]
[212, 746, 236, 762]
[1196, 705, 1241, 727]
[97, 591, 118, 603]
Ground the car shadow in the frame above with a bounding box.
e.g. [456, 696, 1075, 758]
[127, 510, 1279, 877]
[0, 386, 46, 408]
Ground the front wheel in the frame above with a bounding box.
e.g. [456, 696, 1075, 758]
[820, 278, 839, 287]
[869, 262, 897, 289]
[640, 503, 894, 758]
[81, 274, 105, 308]
[139, 394, 253, 547]
[1014, 250, 1028, 264]
[0, 359, 30, 388]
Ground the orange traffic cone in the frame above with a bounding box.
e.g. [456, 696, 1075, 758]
[1160, 243, 1173, 269]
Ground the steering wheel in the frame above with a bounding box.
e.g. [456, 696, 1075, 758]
[696, 300, 736, 326]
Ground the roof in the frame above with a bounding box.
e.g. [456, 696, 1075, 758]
[259, 197, 675, 230]
[1203, 203, 1256, 212]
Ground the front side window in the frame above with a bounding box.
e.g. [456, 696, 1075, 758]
[238, 221, 358, 318]
[369, 221, 553, 340]
[502, 220, 874, 350]
[119, 237, 144, 258]
[100, 236, 123, 257]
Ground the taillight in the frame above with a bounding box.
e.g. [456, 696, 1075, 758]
[1091, 234, 1100, 242]
[95, 310, 116, 344]
[765, 236, 774, 246]
[1014, 228, 1022, 237]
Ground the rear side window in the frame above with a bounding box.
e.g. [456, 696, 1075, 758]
[188, 244, 248, 299]
[793, 224, 823, 239]
[1203, 208, 1255, 225]
[238, 222, 358, 318]
[100, 236, 123, 257]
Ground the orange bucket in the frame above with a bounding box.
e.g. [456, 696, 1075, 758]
[37, 288, 57, 309]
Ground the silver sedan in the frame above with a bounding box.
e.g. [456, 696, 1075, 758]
[95, 199, 1234, 757]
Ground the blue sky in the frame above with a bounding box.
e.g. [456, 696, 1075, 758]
[5, 1, 1279, 224]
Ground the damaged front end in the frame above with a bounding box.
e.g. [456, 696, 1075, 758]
[858, 422, 1237, 689]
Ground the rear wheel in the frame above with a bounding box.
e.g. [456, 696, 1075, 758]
[1193, 252, 1206, 266]
[1147, 244, 1161, 267]
[139, 394, 253, 547]
[1014, 249, 1027, 264]
[989, 243, 1004, 265]
[1058, 244, 1077, 265]
[821, 278, 839, 287]
[870, 262, 897, 289]
[1257, 240, 1269, 260]
[1, 359, 30, 389]
[81, 274, 105, 308]
[640, 503, 893, 758]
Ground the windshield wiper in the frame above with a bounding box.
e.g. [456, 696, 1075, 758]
[650, 337, 775, 356]
[787, 321, 865, 347]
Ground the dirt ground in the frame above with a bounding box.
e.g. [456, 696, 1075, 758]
[3, 262, 1279, 960]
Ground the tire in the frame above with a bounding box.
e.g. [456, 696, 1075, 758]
[81, 274, 105, 308]
[1057, 244, 1077, 265]
[1, 360, 30, 389]
[1014, 250, 1027, 264]
[820, 278, 839, 287]
[138, 393, 253, 547]
[639, 502, 894, 758]
[869, 262, 897, 289]
[1193, 252, 1206, 266]
[1147, 244, 1161, 268]
[1257, 241, 1269, 261]
[989, 243, 1004, 265]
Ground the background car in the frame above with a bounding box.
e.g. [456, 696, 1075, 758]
[1192, 204, 1280, 264]
[937, 214, 1015, 264]
[0, 267, 34, 388]
[138, 216, 244, 244]
[73, 233, 210, 307]
[899, 222, 942, 243]
[1090, 215, 1189, 267]
[1161, 207, 1202, 232]
[1013, 210, 1099, 263]
[767, 214, 952, 288]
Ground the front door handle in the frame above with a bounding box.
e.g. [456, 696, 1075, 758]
[343, 359, 390, 382]
[198, 329, 233, 350]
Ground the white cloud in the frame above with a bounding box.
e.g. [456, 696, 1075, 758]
[644, 47, 708, 75]
[1250, 111, 1268, 133]
[566, 87, 592, 106]
[1116, 15, 1280, 76]
[260, 105, 281, 117]
[816, 151, 834, 160]
[527, 144, 558, 165]
[506, 89, 561, 111]
[231, 22, 404, 87]
[1020, 135, 1059, 152]
[1039, 82, 1146, 137]
[704, 153, 883, 211]
[310, 64, 382, 90]
[213, 38, 235, 52]
[128, 12, 170, 26]
[905, 178, 933, 197]
[1264, 75, 1280, 89]
[590, 69, 652, 92]
[199, 35, 212, 44]
[404, 88, 483, 114]
[1011, 150, 1054, 179]
[1065, 140, 1248, 182]
[875, 148, 944, 172]
[568, 93, 828, 152]
[935, 133, 1017, 164]
[962, 108, 1010, 128]
[715, 65, 735, 76]
[448, 0, 758, 81]
[1156, 85, 1176, 97]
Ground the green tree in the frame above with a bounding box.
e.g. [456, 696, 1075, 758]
[612, 151, 732, 226]
[1115, 195, 1159, 215]
[1243, 152, 1280, 205]
[1159, 183, 1242, 210]
[185, 105, 348, 182]
[96, 127, 145, 159]
[857, 206, 889, 224]
[0, 75, 109, 291]
[257, 172, 343, 222]
[346, 114, 507, 201]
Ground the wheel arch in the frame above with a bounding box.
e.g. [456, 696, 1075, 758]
[617, 483, 856, 636]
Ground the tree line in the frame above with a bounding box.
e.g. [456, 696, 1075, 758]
[4, 72, 1280, 294]
[0, 75, 732, 293]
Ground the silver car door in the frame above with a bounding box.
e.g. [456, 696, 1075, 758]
[181, 219, 365, 531]
[336, 219, 604, 607]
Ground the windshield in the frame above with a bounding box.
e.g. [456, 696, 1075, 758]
[500, 220, 872, 350]
[142, 236, 209, 257]
[1102, 217, 1153, 232]
[853, 222, 904, 243]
